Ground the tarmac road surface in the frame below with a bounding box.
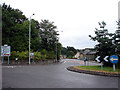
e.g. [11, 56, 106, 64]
[2, 59, 119, 88]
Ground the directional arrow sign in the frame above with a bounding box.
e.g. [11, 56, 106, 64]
[109, 55, 119, 64]
[96, 56, 100, 62]
[110, 58, 118, 61]
[104, 56, 109, 62]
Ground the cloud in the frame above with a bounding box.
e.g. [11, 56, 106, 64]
[60, 35, 97, 49]
[0, 0, 119, 49]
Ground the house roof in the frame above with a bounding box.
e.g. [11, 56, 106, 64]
[80, 48, 96, 55]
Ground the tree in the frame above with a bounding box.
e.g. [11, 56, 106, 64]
[61, 46, 77, 58]
[2, 3, 62, 61]
[2, 3, 27, 51]
[66, 51, 74, 58]
[56, 43, 62, 60]
[61, 47, 67, 55]
[89, 21, 120, 67]
[67, 46, 77, 55]
[2, 3, 41, 52]
[39, 19, 59, 51]
[30, 19, 41, 52]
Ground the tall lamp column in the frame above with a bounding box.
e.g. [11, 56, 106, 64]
[29, 14, 35, 64]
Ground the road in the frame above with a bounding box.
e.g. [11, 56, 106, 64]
[2, 59, 119, 88]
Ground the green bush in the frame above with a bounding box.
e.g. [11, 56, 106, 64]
[41, 49, 47, 55]
[18, 51, 29, 60]
[10, 51, 18, 60]
[46, 51, 56, 59]
[41, 54, 47, 60]
[10, 51, 29, 60]
[34, 51, 42, 60]
[9, 50, 58, 61]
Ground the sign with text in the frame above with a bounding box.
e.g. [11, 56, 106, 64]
[30, 53, 34, 59]
[1, 46, 11, 56]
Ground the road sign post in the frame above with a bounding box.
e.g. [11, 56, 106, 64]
[8, 56, 9, 64]
[1, 45, 11, 64]
[113, 64, 115, 71]
[109, 55, 119, 71]
[2, 56, 4, 64]
[96, 56, 109, 70]
[101, 61, 103, 70]
[96, 56, 103, 70]
[30, 53, 34, 63]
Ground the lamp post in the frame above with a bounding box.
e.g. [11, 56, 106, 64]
[29, 14, 35, 64]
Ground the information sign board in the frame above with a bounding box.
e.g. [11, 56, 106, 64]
[30, 53, 34, 59]
[1, 46, 11, 56]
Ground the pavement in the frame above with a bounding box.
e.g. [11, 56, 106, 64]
[2, 59, 119, 88]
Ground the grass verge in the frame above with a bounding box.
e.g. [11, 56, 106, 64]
[77, 65, 120, 73]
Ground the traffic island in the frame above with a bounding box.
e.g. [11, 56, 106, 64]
[67, 66, 120, 77]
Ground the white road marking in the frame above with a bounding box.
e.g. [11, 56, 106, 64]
[2, 66, 22, 68]
[63, 60, 84, 64]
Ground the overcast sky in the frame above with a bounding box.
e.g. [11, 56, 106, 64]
[0, 0, 119, 49]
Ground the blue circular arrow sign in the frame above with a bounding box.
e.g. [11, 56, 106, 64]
[109, 55, 119, 64]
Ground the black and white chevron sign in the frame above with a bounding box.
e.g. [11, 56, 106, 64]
[103, 56, 109, 62]
[96, 56, 109, 62]
[95, 56, 100, 62]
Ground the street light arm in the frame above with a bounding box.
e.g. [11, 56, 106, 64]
[29, 13, 35, 20]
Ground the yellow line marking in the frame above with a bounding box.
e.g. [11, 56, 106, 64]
[110, 58, 118, 61]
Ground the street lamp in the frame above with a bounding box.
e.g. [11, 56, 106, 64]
[29, 13, 35, 64]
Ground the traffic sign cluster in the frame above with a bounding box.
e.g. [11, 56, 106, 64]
[96, 55, 119, 64]
[96, 55, 119, 71]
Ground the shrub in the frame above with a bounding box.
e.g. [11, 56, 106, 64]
[41, 54, 47, 60]
[18, 51, 29, 60]
[9, 50, 58, 61]
[34, 51, 42, 60]
[41, 49, 47, 55]
[46, 51, 56, 59]
[9, 51, 28, 61]
[10, 51, 18, 60]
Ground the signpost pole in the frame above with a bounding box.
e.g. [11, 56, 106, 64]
[113, 64, 115, 71]
[109, 55, 118, 71]
[2, 56, 4, 64]
[8, 56, 9, 64]
[101, 61, 103, 70]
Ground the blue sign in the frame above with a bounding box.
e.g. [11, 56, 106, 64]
[109, 55, 119, 64]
